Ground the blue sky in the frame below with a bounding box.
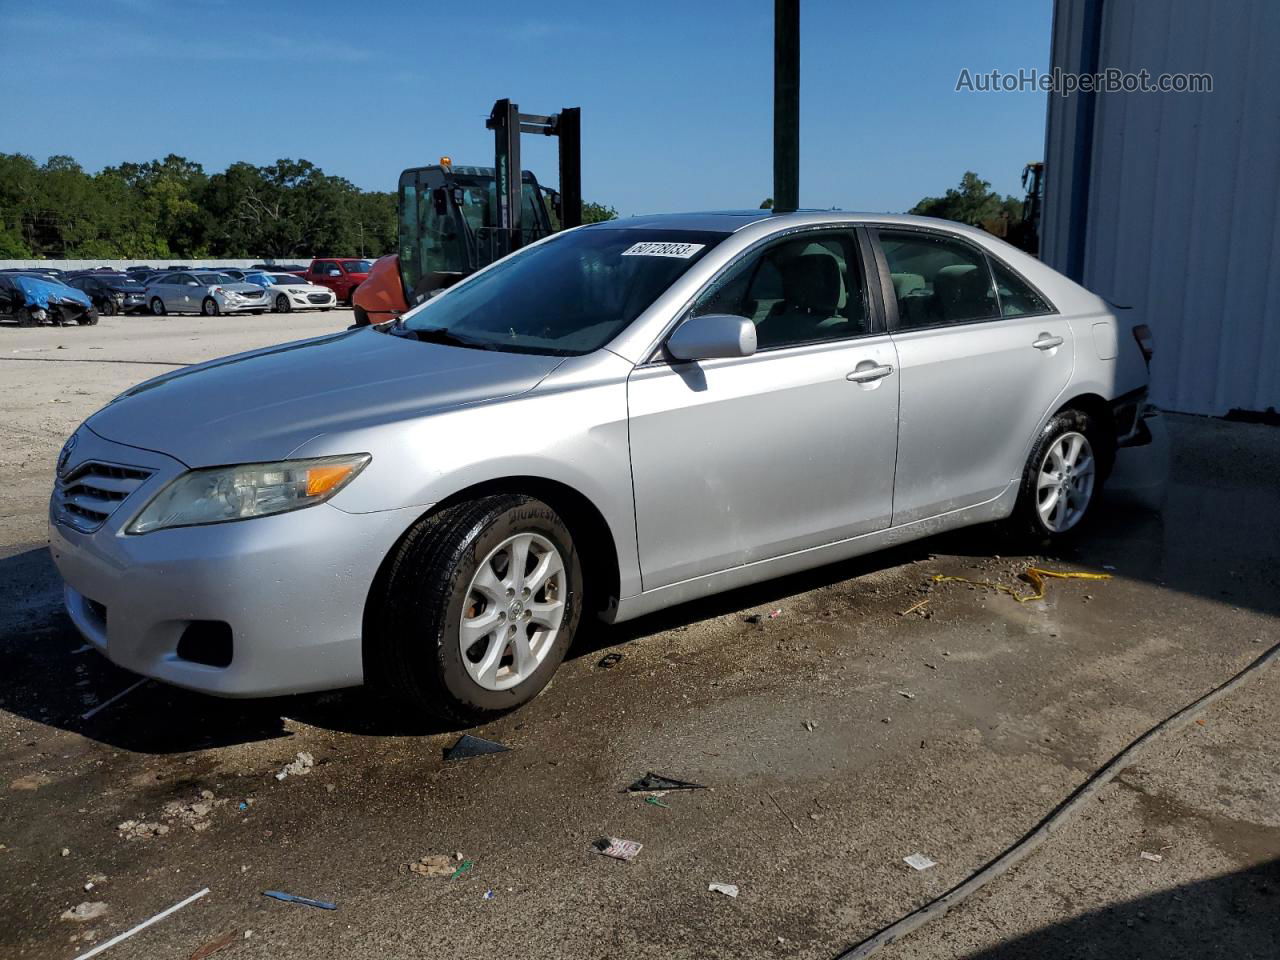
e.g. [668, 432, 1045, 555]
[1, 0, 1053, 215]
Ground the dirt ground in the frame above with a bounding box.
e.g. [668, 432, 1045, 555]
[2, 313, 1277, 960]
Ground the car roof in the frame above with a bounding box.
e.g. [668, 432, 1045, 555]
[582, 210, 999, 239]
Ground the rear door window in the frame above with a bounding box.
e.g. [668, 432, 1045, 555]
[878, 230, 998, 329]
[990, 257, 1053, 317]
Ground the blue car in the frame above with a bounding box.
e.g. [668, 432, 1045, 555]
[0, 274, 98, 326]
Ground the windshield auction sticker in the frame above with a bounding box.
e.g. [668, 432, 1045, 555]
[620, 241, 706, 258]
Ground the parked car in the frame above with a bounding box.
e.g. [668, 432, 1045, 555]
[48, 211, 1163, 722]
[304, 258, 371, 304]
[251, 263, 310, 275]
[144, 271, 269, 316]
[66, 273, 150, 315]
[251, 272, 338, 313]
[1, 274, 97, 326]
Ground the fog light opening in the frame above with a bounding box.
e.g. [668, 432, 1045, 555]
[176, 621, 233, 668]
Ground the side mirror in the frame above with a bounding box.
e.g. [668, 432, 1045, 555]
[666, 314, 756, 361]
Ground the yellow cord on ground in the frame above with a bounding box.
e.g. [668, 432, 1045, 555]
[931, 567, 1112, 603]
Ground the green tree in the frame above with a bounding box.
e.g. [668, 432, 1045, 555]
[581, 201, 617, 224]
[759, 198, 773, 209]
[909, 171, 1021, 228]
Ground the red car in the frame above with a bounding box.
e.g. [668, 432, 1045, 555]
[304, 258, 372, 304]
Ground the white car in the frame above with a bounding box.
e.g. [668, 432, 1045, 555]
[252, 272, 337, 313]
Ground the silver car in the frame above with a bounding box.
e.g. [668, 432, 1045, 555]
[145, 271, 269, 316]
[50, 212, 1161, 721]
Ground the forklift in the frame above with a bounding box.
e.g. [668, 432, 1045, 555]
[352, 99, 582, 325]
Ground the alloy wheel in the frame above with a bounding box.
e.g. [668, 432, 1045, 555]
[459, 533, 566, 691]
[1036, 430, 1095, 533]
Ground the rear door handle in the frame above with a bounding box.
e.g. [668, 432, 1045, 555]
[1033, 334, 1064, 350]
[846, 362, 894, 383]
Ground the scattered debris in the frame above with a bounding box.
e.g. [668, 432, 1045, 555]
[408, 855, 456, 877]
[262, 890, 336, 910]
[627, 772, 705, 793]
[116, 820, 169, 840]
[742, 613, 762, 625]
[274, 752, 315, 780]
[597, 652, 624, 669]
[61, 847, 70, 857]
[483, 889, 495, 900]
[81, 678, 149, 721]
[803, 720, 817, 732]
[644, 796, 670, 809]
[897, 690, 916, 700]
[931, 566, 1111, 604]
[238, 801, 248, 811]
[189, 929, 239, 960]
[899, 599, 930, 617]
[593, 837, 643, 862]
[61, 901, 108, 922]
[768, 608, 783, 619]
[1140, 851, 1164, 863]
[76, 888, 209, 960]
[708, 882, 739, 898]
[904, 853, 937, 871]
[450, 859, 475, 880]
[163, 790, 227, 831]
[444, 735, 510, 761]
[769, 792, 802, 833]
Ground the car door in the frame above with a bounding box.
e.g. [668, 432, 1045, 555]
[873, 227, 1073, 525]
[627, 227, 900, 591]
[171, 273, 200, 312]
[312, 261, 336, 294]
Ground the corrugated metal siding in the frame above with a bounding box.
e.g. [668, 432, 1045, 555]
[1043, 0, 1280, 415]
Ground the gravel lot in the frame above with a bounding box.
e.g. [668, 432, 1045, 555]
[1, 313, 1277, 959]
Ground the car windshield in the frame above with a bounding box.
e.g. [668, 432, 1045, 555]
[342, 260, 372, 273]
[244, 273, 272, 285]
[197, 273, 230, 284]
[271, 274, 299, 284]
[397, 228, 727, 356]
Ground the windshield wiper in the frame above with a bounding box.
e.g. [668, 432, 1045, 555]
[389, 321, 492, 350]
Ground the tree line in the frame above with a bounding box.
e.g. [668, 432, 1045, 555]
[0, 153, 397, 260]
[0, 153, 620, 261]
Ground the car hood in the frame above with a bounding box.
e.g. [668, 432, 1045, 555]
[86, 329, 565, 466]
[223, 282, 265, 294]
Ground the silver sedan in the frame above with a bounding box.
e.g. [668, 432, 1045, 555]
[49, 211, 1162, 721]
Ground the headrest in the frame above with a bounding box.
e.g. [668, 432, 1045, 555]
[779, 254, 841, 313]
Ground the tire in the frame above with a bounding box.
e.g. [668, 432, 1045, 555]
[366, 495, 584, 723]
[17, 310, 39, 328]
[77, 311, 99, 326]
[201, 297, 220, 317]
[150, 298, 166, 316]
[251, 310, 266, 315]
[1009, 408, 1110, 542]
[100, 299, 117, 317]
[275, 294, 290, 314]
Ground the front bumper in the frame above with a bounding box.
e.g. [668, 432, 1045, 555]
[48, 428, 421, 697]
[217, 295, 268, 312]
[290, 291, 336, 309]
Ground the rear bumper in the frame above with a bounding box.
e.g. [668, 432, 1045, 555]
[1109, 405, 1170, 510]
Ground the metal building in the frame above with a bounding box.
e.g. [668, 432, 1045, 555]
[1040, 0, 1280, 416]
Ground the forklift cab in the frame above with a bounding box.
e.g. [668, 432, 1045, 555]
[397, 165, 556, 307]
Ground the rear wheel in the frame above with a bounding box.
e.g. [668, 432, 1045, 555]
[275, 294, 290, 313]
[201, 297, 220, 317]
[77, 311, 99, 326]
[366, 495, 583, 723]
[150, 297, 166, 316]
[100, 299, 117, 317]
[1009, 409, 1108, 541]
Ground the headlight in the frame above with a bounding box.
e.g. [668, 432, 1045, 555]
[127, 454, 371, 534]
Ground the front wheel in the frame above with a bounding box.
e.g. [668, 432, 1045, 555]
[150, 298, 166, 316]
[366, 495, 584, 723]
[201, 297, 220, 317]
[100, 299, 117, 317]
[1009, 409, 1108, 541]
[77, 312, 99, 326]
[275, 294, 290, 313]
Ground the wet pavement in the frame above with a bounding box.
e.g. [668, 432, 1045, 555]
[1, 316, 1277, 959]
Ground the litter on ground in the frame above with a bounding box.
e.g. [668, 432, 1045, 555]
[708, 882, 739, 898]
[76, 888, 209, 960]
[627, 772, 705, 792]
[262, 890, 336, 910]
[597, 652, 624, 668]
[1140, 851, 1164, 863]
[443, 734, 510, 761]
[408, 855, 456, 877]
[594, 837, 643, 862]
[80, 678, 148, 721]
[904, 853, 937, 871]
[60, 902, 107, 922]
[643, 796, 670, 808]
[931, 566, 1112, 603]
[274, 752, 315, 780]
[189, 929, 239, 960]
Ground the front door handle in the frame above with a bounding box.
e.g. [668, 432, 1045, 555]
[846, 362, 894, 383]
[1033, 334, 1064, 350]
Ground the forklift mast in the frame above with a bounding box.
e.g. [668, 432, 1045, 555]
[487, 99, 582, 255]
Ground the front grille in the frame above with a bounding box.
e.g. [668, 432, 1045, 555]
[307, 293, 330, 303]
[56, 461, 154, 533]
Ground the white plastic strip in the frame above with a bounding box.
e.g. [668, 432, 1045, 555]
[77, 887, 210, 959]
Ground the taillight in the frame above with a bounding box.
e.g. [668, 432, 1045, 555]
[1132, 324, 1153, 369]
